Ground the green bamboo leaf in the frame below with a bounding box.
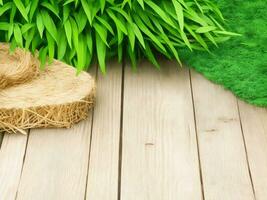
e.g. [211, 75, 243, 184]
[146, 1, 176, 28]
[41, 10, 58, 43]
[185, 24, 209, 51]
[96, 31, 106, 73]
[117, 27, 124, 45]
[193, 0, 203, 13]
[127, 44, 137, 70]
[178, 0, 188, 8]
[0, 22, 10, 31]
[185, 8, 207, 26]
[206, 1, 225, 21]
[26, 4, 31, 19]
[64, 19, 72, 48]
[0, 0, 232, 71]
[133, 14, 166, 53]
[110, 7, 131, 22]
[127, 23, 135, 50]
[96, 16, 114, 35]
[107, 9, 128, 35]
[8, 23, 14, 41]
[29, 0, 38, 21]
[57, 28, 67, 60]
[100, 0, 105, 13]
[77, 35, 87, 73]
[180, 30, 192, 50]
[13, 0, 29, 21]
[21, 23, 35, 34]
[36, 12, 44, 38]
[86, 31, 93, 55]
[136, 9, 155, 31]
[121, 0, 131, 9]
[63, 5, 71, 23]
[132, 23, 145, 49]
[25, 28, 36, 49]
[10, 38, 17, 53]
[81, 0, 92, 25]
[214, 30, 242, 36]
[118, 43, 123, 63]
[31, 34, 42, 52]
[0, 2, 12, 16]
[14, 24, 23, 47]
[46, 31, 55, 63]
[93, 22, 109, 46]
[160, 33, 181, 65]
[10, 4, 17, 23]
[63, 0, 75, 6]
[70, 17, 79, 50]
[172, 0, 184, 30]
[39, 46, 48, 69]
[149, 13, 164, 34]
[196, 26, 217, 33]
[137, 0, 144, 9]
[41, 2, 60, 19]
[205, 32, 217, 46]
[74, 10, 87, 33]
[144, 41, 160, 69]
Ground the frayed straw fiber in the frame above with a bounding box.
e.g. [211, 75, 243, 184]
[0, 43, 39, 90]
[0, 45, 95, 134]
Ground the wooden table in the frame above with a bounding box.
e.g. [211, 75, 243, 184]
[0, 60, 266, 200]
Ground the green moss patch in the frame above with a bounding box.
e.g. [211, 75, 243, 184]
[182, 0, 267, 107]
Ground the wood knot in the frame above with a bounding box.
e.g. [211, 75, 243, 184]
[218, 117, 236, 123]
[205, 129, 217, 133]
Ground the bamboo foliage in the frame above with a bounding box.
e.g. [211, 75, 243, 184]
[0, 0, 237, 72]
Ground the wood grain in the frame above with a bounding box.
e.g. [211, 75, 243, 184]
[0, 134, 28, 200]
[16, 67, 97, 200]
[16, 119, 93, 200]
[191, 70, 255, 200]
[1, 60, 267, 200]
[121, 61, 202, 200]
[238, 101, 267, 200]
[86, 61, 122, 200]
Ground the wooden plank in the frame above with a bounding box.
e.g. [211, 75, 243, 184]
[238, 101, 267, 200]
[16, 67, 96, 200]
[16, 119, 93, 200]
[190, 70, 255, 200]
[0, 134, 28, 200]
[121, 60, 202, 200]
[86, 61, 122, 200]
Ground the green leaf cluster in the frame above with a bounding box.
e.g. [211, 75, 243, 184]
[0, 0, 237, 72]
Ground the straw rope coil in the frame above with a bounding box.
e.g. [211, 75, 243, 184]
[0, 43, 39, 90]
[0, 48, 95, 134]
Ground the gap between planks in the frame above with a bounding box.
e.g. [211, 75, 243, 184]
[85, 60, 123, 200]
[0, 60, 267, 200]
[120, 60, 203, 200]
[237, 100, 267, 200]
[190, 69, 256, 200]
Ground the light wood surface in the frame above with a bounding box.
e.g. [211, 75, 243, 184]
[16, 119, 93, 200]
[15, 66, 97, 200]
[121, 60, 202, 200]
[0, 134, 28, 200]
[191, 70, 255, 200]
[0, 60, 266, 200]
[86, 61, 122, 200]
[238, 101, 267, 200]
